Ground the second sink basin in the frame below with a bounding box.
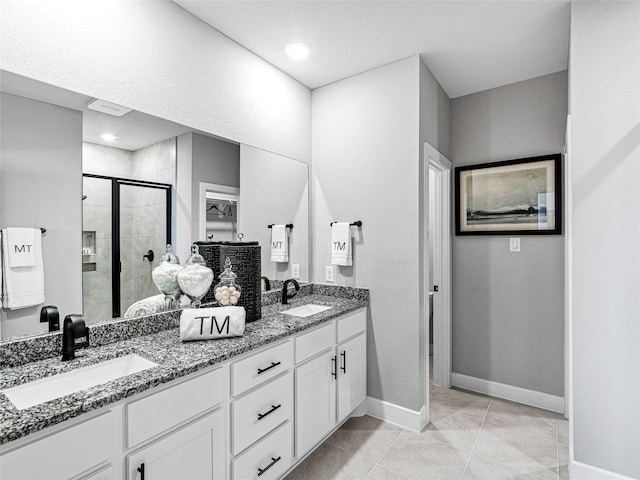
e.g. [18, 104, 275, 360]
[1, 354, 157, 410]
[283, 304, 333, 317]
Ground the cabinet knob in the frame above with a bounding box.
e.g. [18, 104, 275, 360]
[137, 463, 145, 480]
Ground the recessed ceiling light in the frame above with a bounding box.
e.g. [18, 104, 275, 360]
[285, 42, 310, 60]
[101, 133, 117, 142]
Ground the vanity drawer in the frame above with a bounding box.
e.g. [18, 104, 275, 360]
[126, 367, 223, 448]
[232, 372, 293, 454]
[337, 308, 366, 343]
[232, 340, 292, 397]
[295, 322, 335, 364]
[232, 421, 292, 480]
[0, 412, 112, 480]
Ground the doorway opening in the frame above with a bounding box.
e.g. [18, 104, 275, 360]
[422, 143, 452, 421]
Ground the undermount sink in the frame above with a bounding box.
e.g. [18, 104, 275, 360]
[2, 354, 157, 411]
[283, 304, 333, 318]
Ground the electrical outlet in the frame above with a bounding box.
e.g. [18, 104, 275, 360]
[325, 265, 335, 283]
[509, 237, 521, 252]
[292, 264, 300, 279]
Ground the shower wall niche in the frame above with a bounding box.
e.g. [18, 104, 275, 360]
[82, 139, 175, 321]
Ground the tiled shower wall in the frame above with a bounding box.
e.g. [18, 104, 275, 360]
[81, 176, 112, 323]
[82, 138, 176, 322]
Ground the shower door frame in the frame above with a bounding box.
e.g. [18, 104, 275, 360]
[83, 174, 172, 318]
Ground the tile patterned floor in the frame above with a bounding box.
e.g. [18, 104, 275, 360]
[285, 364, 569, 480]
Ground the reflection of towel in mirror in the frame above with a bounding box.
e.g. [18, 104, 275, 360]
[1, 228, 45, 309]
[180, 306, 245, 342]
[6, 228, 36, 267]
[331, 222, 352, 266]
[270, 225, 289, 263]
[123, 294, 168, 318]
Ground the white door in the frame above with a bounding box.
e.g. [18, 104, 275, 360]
[337, 334, 367, 423]
[295, 350, 336, 458]
[424, 143, 452, 401]
[127, 410, 225, 480]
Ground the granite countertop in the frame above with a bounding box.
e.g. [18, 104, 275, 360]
[0, 286, 368, 445]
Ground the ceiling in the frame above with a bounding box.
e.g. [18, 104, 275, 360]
[1, 71, 191, 151]
[174, 0, 571, 98]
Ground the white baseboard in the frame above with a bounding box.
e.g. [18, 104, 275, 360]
[366, 396, 426, 432]
[571, 461, 637, 480]
[451, 372, 565, 414]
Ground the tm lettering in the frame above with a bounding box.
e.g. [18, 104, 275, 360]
[196, 315, 230, 336]
[333, 242, 346, 251]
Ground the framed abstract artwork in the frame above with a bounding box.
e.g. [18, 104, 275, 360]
[455, 154, 562, 235]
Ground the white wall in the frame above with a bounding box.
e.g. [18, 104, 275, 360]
[450, 72, 568, 398]
[0, 0, 311, 164]
[569, 2, 640, 478]
[312, 56, 450, 411]
[0, 93, 83, 338]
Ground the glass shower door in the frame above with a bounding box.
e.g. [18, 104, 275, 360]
[118, 182, 170, 317]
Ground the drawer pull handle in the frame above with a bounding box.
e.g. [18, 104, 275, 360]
[341, 351, 346, 373]
[257, 361, 281, 375]
[257, 403, 282, 420]
[257, 456, 281, 477]
[331, 355, 337, 379]
[137, 463, 145, 480]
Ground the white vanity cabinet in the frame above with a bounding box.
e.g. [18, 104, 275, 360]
[0, 305, 367, 480]
[126, 409, 225, 480]
[230, 339, 294, 480]
[294, 308, 367, 459]
[124, 367, 226, 480]
[0, 412, 112, 480]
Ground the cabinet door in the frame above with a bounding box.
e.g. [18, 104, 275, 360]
[127, 410, 225, 480]
[295, 349, 336, 458]
[337, 334, 367, 423]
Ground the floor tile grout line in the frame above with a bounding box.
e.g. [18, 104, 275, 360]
[460, 397, 492, 479]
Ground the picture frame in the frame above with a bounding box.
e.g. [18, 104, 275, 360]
[455, 153, 562, 235]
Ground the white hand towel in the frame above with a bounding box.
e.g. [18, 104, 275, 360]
[270, 225, 289, 263]
[180, 306, 246, 342]
[331, 222, 352, 266]
[1, 228, 45, 309]
[6, 228, 36, 267]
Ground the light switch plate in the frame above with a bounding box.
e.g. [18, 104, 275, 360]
[292, 264, 300, 279]
[325, 265, 336, 282]
[510, 237, 521, 252]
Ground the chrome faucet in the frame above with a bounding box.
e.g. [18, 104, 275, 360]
[281, 279, 300, 305]
[61, 314, 89, 361]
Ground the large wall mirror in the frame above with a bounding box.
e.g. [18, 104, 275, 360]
[0, 70, 310, 340]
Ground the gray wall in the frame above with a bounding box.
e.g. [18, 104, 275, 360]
[0, 93, 83, 338]
[450, 71, 568, 396]
[239, 145, 309, 282]
[190, 132, 240, 243]
[570, 2, 640, 477]
[312, 56, 450, 411]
